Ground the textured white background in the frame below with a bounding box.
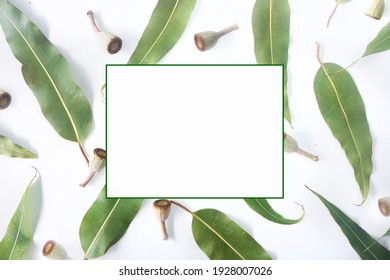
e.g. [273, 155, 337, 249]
[0, 0, 390, 260]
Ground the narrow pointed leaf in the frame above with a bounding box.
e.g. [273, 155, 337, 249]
[192, 208, 272, 260]
[313, 63, 372, 203]
[128, 0, 196, 64]
[0, 170, 37, 260]
[244, 198, 303, 225]
[252, 0, 291, 125]
[79, 186, 143, 259]
[308, 187, 390, 260]
[0, 0, 92, 143]
[0, 135, 37, 158]
[362, 22, 390, 58]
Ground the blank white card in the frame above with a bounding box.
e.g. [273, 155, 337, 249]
[107, 65, 283, 198]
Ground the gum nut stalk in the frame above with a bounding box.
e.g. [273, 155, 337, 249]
[378, 196, 390, 216]
[284, 132, 319, 161]
[87, 10, 122, 54]
[365, 0, 385, 20]
[0, 90, 11, 109]
[80, 148, 106, 187]
[42, 240, 72, 260]
[194, 24, 239, 52]
[153, 200, 171, 240]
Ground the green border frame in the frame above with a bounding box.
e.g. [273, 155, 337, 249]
[105, 64, 284, 199]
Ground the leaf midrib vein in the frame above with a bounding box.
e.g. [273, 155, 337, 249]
[0, 6, 81, 143]
[193, 213, 245, 260]
[85, 199, 121, 258]
[139, 0, 180, 64]
[321, 64, 367, 197]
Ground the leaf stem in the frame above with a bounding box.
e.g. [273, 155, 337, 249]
[326, 2, 339, 28]
[316, 42, 337, 78]
[304, 184, 313, 192]
[315, 42, 323, 65]
[345, 57, 361, 69]
[316, 42, 361, 77]
[79, 143, 90, 166]
[170, 200, 194, 215]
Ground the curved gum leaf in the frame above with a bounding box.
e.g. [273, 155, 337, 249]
[0, 170, 38, 260]
[307, 186, 390, 260]
[0, 135, 37, 158]
[128, 0, 197, 64]
[252, 0, 291, 125]
[313, 62, 372, 204]
[244, 198, 304, 225]
[192, 208, 272, 260]
[0, 0, 92, 143]
[79, 186, 143, 259]
[362, 22, 390, 58]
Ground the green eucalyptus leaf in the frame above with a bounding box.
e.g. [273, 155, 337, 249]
[128, 0, 196, 64]
[363, 228, 390, 251]
[307, 186, 390, 260]
[313, 62, 372, 204]
[79, 186, 143, 259]
[0, 0, 92, 144]
[0, 170, 37, 260]
[244, 198, 303, 225]
[0, 135, 37, 158]
[362, 22, 390, 58]
[192, 208, 272, 260]
[252, 0, 291, 125]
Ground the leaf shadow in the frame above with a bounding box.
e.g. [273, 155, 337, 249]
[13, 1, 50, 37]
[56, 45, 96, 129]
[24, 173, 42, 259]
